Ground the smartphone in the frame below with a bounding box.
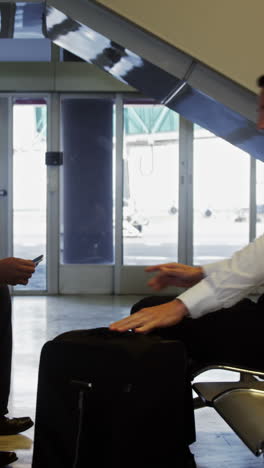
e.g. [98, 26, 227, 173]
[32, 255, 44, 266]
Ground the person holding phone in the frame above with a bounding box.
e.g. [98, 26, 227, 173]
[0, 256, 36, 467]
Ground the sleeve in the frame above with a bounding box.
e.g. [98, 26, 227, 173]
[177, 234, 264, 318]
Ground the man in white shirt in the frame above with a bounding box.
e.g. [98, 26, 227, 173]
[110, 234, 264, 366]
[109, 234, 264, 466]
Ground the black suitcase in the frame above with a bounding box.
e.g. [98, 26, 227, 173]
[32, 328, 195, 468]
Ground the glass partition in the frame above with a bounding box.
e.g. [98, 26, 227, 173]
[13, 99, 47, 290]
[256, 159, 264, 238]
[123, 104, 179, 265]
[193, 127, 250, 265]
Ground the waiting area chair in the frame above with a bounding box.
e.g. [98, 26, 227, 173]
[192, 364, 264, 457]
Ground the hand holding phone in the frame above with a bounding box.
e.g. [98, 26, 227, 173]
[32, 255, 44, 266]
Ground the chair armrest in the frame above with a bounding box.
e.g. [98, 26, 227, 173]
[191, 363, 264, 379]
[214, 388, 264, 456]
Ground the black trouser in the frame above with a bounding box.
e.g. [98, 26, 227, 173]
[0, 285, 12, 416]
[131, 295, 264, 372]
[129, 295, 264, 453]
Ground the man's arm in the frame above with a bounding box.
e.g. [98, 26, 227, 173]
[145, 262, 204, 289]
[180, 233, 264, 318]
[109, 298, 188, 333]
[109, 234, 264, 333]
[0, 258, 35, 286]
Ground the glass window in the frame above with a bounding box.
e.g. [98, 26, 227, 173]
[256, 159, 264, 238]
[0, 3, 51, 61]
[193, 127, 250, 265]
[13, 99, 47, 291]
[123, 104, 179, 265]
[0, 39, 51, 62]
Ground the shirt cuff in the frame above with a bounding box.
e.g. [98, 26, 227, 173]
[176, 279, 220, 318]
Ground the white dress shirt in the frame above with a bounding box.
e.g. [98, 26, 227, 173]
[177, 234, 264, 319]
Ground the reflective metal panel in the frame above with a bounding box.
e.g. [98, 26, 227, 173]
[44, 4, 264, 161]
[168, 86, 264, 160]
[45, 6, 180, 103]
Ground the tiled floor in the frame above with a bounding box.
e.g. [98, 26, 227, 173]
[0, 294, 263, 467]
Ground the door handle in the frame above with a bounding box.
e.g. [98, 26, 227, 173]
[0, 189, 7, 196]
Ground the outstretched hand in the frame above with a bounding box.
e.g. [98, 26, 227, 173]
[0, 257, 35, 286]
[109, 299, 188, 334]
[145, 262, 204, 290]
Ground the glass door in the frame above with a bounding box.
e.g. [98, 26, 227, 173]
[0, 98, 10, 261]
[118, 102, 180, 293]
[123, 103, 180, 265]
[12, 98, 47, 291]
[58, 95, 114, 294]
[256, 159, 264, 238]
[193, 126, 250, 265]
